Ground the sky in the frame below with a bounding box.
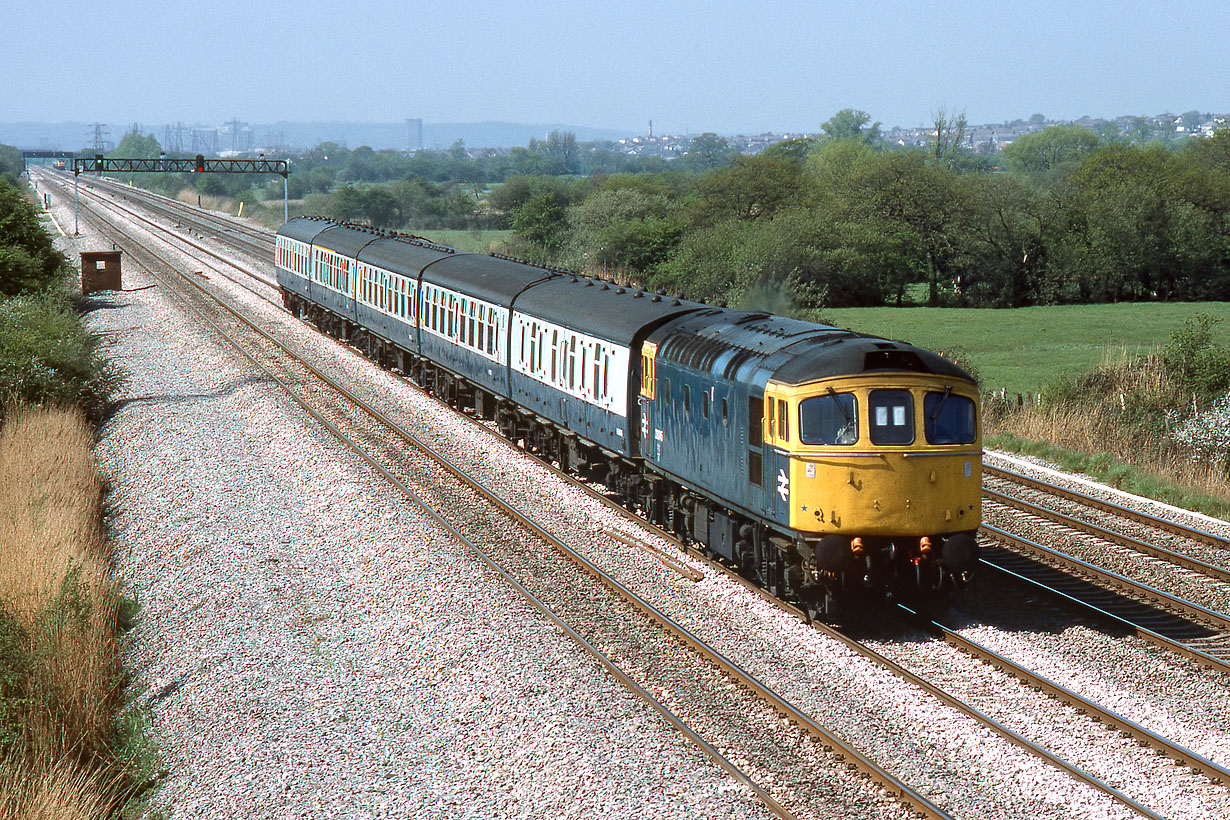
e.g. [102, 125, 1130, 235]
[5, 0, 1227, 135]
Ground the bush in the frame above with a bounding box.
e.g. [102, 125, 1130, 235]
[1163, 313, 1230, 403]
[0, 293, 121, 422]
[0, 179, 68, 296]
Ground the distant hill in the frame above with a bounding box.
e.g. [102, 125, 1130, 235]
[0, 120, 632, 153]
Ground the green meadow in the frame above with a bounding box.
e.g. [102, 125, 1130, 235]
[411, 228, 515, 254]
[819, 302, 1230, 396]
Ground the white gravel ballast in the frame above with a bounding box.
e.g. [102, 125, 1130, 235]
[77, 255, 773, 817]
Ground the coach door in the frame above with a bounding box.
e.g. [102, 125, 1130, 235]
[638, 342, 659, 462]
[747, 392, 768, 514]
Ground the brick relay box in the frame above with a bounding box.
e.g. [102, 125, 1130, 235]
[80, 251, 121, 294]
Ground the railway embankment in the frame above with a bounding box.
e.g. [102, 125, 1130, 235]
[0, 181, 139, 817]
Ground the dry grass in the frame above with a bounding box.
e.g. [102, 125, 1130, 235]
[986, 349, 1230, 515]
[0, 753, 119, 820]
[0, 406, 127, 820]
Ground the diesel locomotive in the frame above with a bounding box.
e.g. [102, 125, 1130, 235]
[275, 217, 981, 616]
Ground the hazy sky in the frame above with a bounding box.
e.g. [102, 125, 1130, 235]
[7, 0, 1227, 134]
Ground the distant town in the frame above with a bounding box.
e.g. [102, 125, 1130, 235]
[611, 111, 1228, 160]
[5, 110, 1227, 160]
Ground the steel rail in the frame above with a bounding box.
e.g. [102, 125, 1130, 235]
[905, 605, 1230, 784]
[64, 176, 281, 301]
[73, 189, 805, 820]
[984, 486, 1230, 582]
[977, 559, 1230, 675]
[982, 523, 1230, 633]
[985, 463, 1230, 550]
[66, 170, 276, 251]
[74, 188, 947, 820]
[810, 621, 1167, 820]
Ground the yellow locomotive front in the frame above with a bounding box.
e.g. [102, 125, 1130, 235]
[763, 371, 981, 604]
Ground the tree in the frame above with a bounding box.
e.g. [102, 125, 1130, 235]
[0, 145, 22, 186]
[566, 188, 683, 274]
[688, 153, 809, 226]
[512, 191, 570, 251]
[1000, 125, 1100, 173]
[820, 108, 882, 145]
[679, 133, 735, 171]
[0, 180, 65, 295]
[110, 128, 161, 158]
[931, 106, 969, 168]
[545, 131, 579, 175]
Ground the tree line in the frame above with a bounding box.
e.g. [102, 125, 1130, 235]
[495, 120, 1230, 310]
[31, 112, 1230, 310]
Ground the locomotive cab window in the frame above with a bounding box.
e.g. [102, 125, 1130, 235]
[924, 390, 977, 444]
[799, 391, 857, 445]
[869, 389, 914, 445]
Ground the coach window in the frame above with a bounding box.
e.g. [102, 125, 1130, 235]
[702, 391, 710, 419]
[592, 355, 601, 400]
[767, 397, 776, 439]
[749, 396, 762, 444]
[869, 389, 915, 445]
[722, 397, 729, 427]
[683, 384, 691, 413]
[568, 337, 577, 390]
[549, 330, 559, 381]
[529, 324, 538, 372]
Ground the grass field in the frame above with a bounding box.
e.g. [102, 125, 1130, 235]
[818, 302, 1230, 395]
[407, 228, 514, 254]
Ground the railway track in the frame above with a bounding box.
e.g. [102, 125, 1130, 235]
[985, 463, 1230, 551]
[60, 174, 1230, 818]
[66, 170, 275, 258]
[978, 463, 1230, 673]
[63, 169, 961, 820]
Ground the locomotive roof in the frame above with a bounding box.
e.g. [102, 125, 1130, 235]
[514, 276, 707, 345]
[651, 309, 974, 386]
